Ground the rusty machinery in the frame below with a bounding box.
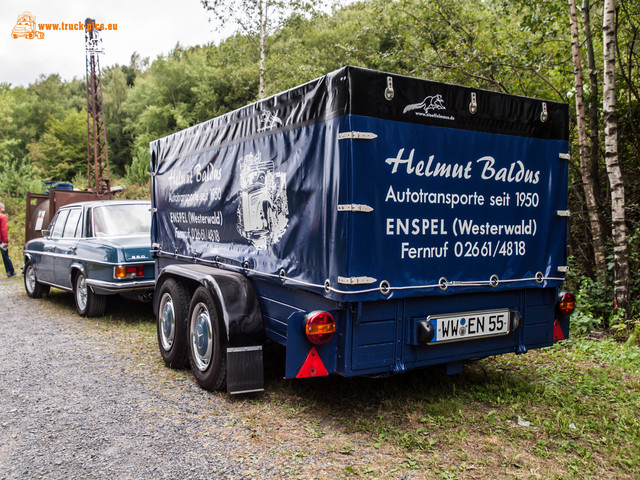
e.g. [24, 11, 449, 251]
[84, 18, 111, 195]
[24, 20, 114, 243]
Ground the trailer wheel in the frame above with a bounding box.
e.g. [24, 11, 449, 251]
[188, 286, 227, 391]
[23, 261, 49, 298]
[74, 272, 106, 317]
[156, 278, 190, 368]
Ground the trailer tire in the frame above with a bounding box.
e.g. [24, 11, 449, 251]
[188, 286, 226, 391]
[156, 278, 190, 368]
[74, 272, 107, 317]
[24, 261, 50, 299]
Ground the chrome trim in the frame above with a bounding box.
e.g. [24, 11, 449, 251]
[227, 346, 262, 353]
[22, 249, 153, 267]
[85, 278, 155, 291]
[37, 280, 73, 293]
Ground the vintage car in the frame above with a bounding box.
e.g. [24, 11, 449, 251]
[23, 200, 155, 317]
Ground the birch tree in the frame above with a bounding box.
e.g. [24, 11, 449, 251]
[201, 0, 319, 99]
[602, 0, 631, 313]
[568, 0, 607, 276]
[580, 0, 602, 199]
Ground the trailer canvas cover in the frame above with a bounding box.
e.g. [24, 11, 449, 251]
[150, 66, 569, 303]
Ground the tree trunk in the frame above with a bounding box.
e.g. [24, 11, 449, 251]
[259, 0, 266, 99]
[568, 0, 607, 277]
[602, 0, 630, 314]
[581, 0, 605, 232]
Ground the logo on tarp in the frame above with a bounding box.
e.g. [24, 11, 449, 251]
[258, 109, 283, 132]
[237, 152, 289, 249]
[403, 94, 454, 121]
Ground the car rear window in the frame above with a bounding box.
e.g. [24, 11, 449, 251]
[92, 204, 151, 237]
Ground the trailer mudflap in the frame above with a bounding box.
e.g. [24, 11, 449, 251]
[227, 346, 264, 394]
[285, 312, 337, 379]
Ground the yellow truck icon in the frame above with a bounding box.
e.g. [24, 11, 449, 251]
[11, 12, 44, 39]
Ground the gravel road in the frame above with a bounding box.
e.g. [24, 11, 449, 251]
[0, 277, 392, 480]
[0, 277, 270, 479]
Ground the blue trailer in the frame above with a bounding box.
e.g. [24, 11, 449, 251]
[149, 66, 575, 394]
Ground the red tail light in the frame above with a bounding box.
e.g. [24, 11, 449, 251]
[303, 311, 336, 345]
[114, 265, 145, 279]
[558, 292, 576, 316]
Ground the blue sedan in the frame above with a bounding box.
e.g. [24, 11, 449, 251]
[23, 200, 155, 317]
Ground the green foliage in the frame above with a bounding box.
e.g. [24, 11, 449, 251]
[27, 109, 87, 182]
[103, 66, 133, 176]
[125, 146, 150, 185]
[568, 271, 606, 335]
[1, 0, 640, 342]
[0, 143, 42, 196]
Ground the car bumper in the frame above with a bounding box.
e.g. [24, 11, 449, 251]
[86, 278, 155, 293]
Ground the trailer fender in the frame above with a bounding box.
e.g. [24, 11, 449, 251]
[158, 264, 264, 394]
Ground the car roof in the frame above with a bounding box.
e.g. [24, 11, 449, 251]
[60, 199, 151, 209]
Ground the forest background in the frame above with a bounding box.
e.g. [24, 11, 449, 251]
[1, 0, 639, 342]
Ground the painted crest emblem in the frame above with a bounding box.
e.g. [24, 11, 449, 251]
[236, 152, 289, 249]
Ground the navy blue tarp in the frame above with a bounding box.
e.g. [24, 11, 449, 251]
[150, 66, 569, 302]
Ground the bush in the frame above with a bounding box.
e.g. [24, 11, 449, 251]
[0, 154, 43, 198]
[125, 147, 150, 185]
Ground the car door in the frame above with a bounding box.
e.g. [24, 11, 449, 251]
[37, 209, 70, 284]
[53, 207, 83, 288]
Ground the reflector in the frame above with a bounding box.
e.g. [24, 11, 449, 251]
[553, 319, 565, 342]
[296, 347, 329, 378]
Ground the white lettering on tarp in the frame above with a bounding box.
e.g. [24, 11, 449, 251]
[452, 241, 527, 258]
[194, 164, 222, 183]
[168, 164, 221, 187]
[187, 211, 223, 226]
[168, 191, 208, 205]
[453, 218, 537, 237]
[385, 185, 485, 209]
[381, 146, 547, 262]
[476, 156, 540, 184]
[383, 148, 541, 185]
[401, 241, 449, 259]
[386, 218, 448, 235]
[385, 148, 473, 179]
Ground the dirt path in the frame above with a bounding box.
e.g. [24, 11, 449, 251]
[0, 278, 400, 480]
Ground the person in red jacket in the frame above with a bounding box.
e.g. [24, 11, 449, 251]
[0, 202, 16, 277]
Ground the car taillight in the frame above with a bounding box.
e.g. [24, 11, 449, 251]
[114, 265, 145, 279]
[558, 292, 576, 316]
[303, 311, 336, 345]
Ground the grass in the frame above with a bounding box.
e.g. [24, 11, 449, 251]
[8, 279, 640, 479]
[104, 294, 640, 478]
[4, 186, 638, 478]
[261, 337, 639, 479]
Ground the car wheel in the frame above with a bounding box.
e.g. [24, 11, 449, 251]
[188, 287, 227, 391]
[23, 262, 49, 299]
[156, 278, 190, 368]
[74, 272, 106, 317]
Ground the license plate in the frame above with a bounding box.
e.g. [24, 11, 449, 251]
[427, 309, 511, 343]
